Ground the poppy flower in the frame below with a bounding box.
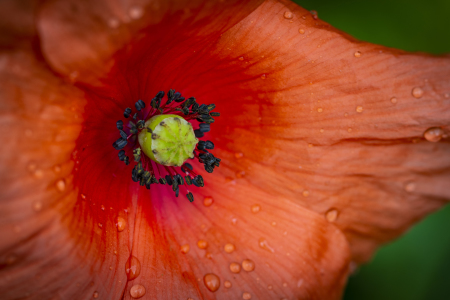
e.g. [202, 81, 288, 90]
[1, 0, 449, 299]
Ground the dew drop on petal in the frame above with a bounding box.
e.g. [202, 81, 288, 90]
[98, 223, 103, 229]
[283, 282, 288, 287]
[238, 57, 244, 61]
[56, 179, 66, 192]
[356, 106, 363, 113]
[125, 255, 141, 281]
[115, 216, 127, 232]
[320, 128, 324, 133]
[93, 291, 99, 298]
[224, 280, 232, 288]
[354, 51, 361, 58]
[299, 28, 305, 34]
[317, 107, 323, 113]
[203, 196, 214, 207]
[404, 181, 416, 193]
[130, 284, 146, 298]
[424, 127, 444, 142]
[81, 193, 86, 200]
[302, 190, 309, 197]
[33, 202, 42, 212]
[261, 74, 266, 79]
[230, 262, 241, 273]
[242, 259, 255, 272]
[259, 238, 275, 253]
[251, 204, 261, 213]
[348, 128, 353, 133]
[101, 205, 105, 211]
[243, 292, 252, 300]
[390, 97, 397, 104]
[325, 209, 339, 222]
[283, 11, 294, 19]
[197, 240, 208, 249]
[181, 244, 190, 254]
[205, 252, 213, 259]
[129, 6, 144, 19]
[235, 152, 244, 159]
[271, 221, 277, 226]
[53, 165, 61, 173]
[108, 18, 120, 28]
[268, 285, 273, 290]
[203, 273, 220, 292]
[412, 87, 424, 98]
[224, 243, 235, 253]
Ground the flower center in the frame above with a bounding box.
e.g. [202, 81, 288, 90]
[112, 90, 220, 202]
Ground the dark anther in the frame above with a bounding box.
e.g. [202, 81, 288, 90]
[113, 137, 127, 150]
[182, 107, 189, 115]
[133, 113, 138, 120]
[172, 179, 178, 192]
[124, 107, 132, 118]
[165, 175, 173, 185]
[207, 104, 216, 111]
[175, 97, 185, 103]
[205, 164, 214, 173]
[197, 141, 206, 150]
[214, 160, 220, 167]
[116, 120, 124, 130]
[175, 187, 179, 197]
[119, 130, 127, 139]
[159, 178, 166, 185]
[194, 129, 204, 138]
[137, 120, 145, 129]
[131, 167, 139, 182]
[133, 148, 141, 162]
[175, 175, 184, 185]
[124, 156, 130, 165]
[135, 99, 146, 111]
[183, 97, 196, 108]
[172, 92, 182, 101]
[145, 183, 151, 190]
[194, 175, 204, 187]
[210, 112, 220, 117]
[192, 178, 199, 187]
[130, 127, 138, 134]
[184, 163, 193, 171]
[118, 150, 125, 161]
[187, 192, 194, 203]
[205, 141, 214, 150]
[199, 123, 210, 133]
[156, 91, 165, 98]
[185, 176, 192, 185]
[191, 102, 199, 112]
[167, 89, 175, 100]
[151, 175, 158, 184]
[198, 104, 209, 115]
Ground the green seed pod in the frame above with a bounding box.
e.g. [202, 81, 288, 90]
[138, 114, 198, 167]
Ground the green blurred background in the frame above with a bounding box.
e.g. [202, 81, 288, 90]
[290, 0, 450, 299]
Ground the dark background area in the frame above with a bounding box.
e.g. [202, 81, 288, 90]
[290, 0, 450, 299]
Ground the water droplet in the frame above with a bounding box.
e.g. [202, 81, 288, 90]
[236, 170, 245, 178]
[259, 238, 275, 253]
[271, 221, 277, 226]
[203, 273, 220, 292]
[197, 240, 208, 249]
[93, 291, 99, 298]
[53, 165, 61, 173]
[320, 128, 324, 133]
[424, 127, 444, 142]
[81, 193, 86, 200]
[356, 106, 363, 113]
[348, 128, 353, 133]
[33, 201, 42, 212]
[242, 259, 255, 272]
[230, 262, 241, 273]
[267, 285, 273, 290]
[325, 209, 339, 222]
[284, 11, 294, 19]
[205, 252, 213, 259]
[390, 97, 397, 104]
[101, 205, 105, 211]
[310, 10, 318, 19]
[404, 181, 416, 193]
[130, 284, 146, 298]
[108, 18, 120, 28]
[445, 93, 449, 98]
[224, 280, 232, 288]
[412, 87, 423, 98]
[261, 74, 266, 79]
[283, 282, 288, 287]
[125, 255, 141, 281]
[251, 204, 261, 213]
[98, 223, 103, 228]
[354, 51, 361, 58]
[224, 243, 235, 253]
[234, 152, 244, 159]
[231, 217, 238, 225]
[129, 6, 144, 19]
[302, 190, 309, 197]
[56, 179, 66, 192]
[317, 107, 323, 113]
[203, 196, 214, 207]
[243, 292, 252, 299]
[299, 28, 305, 34]
[181, 244, 190, 254]
[115, 216, 126, 232]
[238, 57, 244, 61]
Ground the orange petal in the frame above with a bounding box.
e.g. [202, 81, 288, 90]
[208, 0, 450, 262]
[37, 0, 264, 84]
